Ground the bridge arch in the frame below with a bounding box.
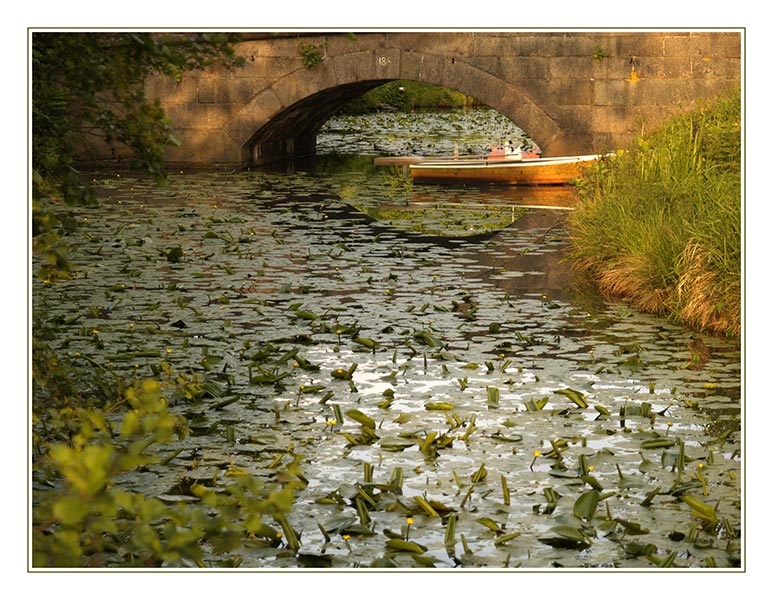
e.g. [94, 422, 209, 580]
[124, 31, 739, 169]
[228, 47, 568, 167]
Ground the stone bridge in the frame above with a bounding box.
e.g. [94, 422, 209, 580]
[137, 31, 740, 168]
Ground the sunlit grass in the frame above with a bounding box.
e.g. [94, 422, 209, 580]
[569, 89, 741, 336]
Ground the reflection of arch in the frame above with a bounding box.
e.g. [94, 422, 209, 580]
[227, 49, 568, 167]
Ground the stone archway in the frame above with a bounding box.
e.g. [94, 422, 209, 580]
[127, 31, 739, 169]
[227, 48, 570, 166]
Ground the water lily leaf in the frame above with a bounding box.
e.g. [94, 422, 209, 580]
[539, 526, 590, 549]
[477, 517, 505, 534]
[640, 437, 676, 449]
[353, 336, 378, 349]
[553, 388, 588, 408]
[414, 495, 441, 517]
[487, 386, 500, 407]
[331, 363, 358, 380]
[380, 437, 416, 451]
[322, 515, 357, 533]
[163, 246, 184, 263]
[494, 532, 521, 546]
[549, 525, 587, 542]
[524, 397, 548, 411]
[419, 431, 439, 454]
[624, 542, 658, 557]
[412, 553, 441, 567]
[212, 396, 240, 410]
[382, 528, 406, 540]
[250, 370, 291, 385]
[386, 539, 427, 553]
[300, 384, 327, 395]
[614, 517, 649, 535]
[580, 474, 604, 491]
[414, 329, 443, 347]
[425, 401, 455, 411]
[345, 408, 376, 429]
[681, 494, 718, 523]
[294, 309, 319, 320]
[370, 557, 400, 568]
[297, 553, 334, 568]
[201, 381, 226, 398]
[573, 490, 600, 521]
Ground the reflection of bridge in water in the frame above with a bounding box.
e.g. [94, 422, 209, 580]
[409, 185, 578, 210]
[352, 185, 577, 238]
[347, 184, 583, 302]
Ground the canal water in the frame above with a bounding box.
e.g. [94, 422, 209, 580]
[33, 108, 741, 569]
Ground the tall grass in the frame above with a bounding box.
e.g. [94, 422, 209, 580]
[569, 89, 741, 336]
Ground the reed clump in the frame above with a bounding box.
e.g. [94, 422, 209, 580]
[569, 89, 741, 337]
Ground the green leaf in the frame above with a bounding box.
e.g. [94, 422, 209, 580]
[553, 388, 588, 408]
[494, 532, 522, 546]
[353, 337, 378, 349]
[477, 517, 505, 534]
[53, 496, 90, 526]
[414, 329, 443, 347]
[573, 490, 600, 520]
[549, 525, 587, 542]
[640, 437, 676, 449]
[379, 437, 416, 451]
[345, 409, 376, 429]
[386, 539, 427, 553]
[539, 526, 591, 549]
[425, 401, 455, 411]
[681, 494, 718, 523]
[414, 495, 441, 517]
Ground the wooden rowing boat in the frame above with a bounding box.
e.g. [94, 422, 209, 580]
[407, 153, 606, 186]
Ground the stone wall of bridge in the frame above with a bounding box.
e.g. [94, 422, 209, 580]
[83, 31, 742, 168]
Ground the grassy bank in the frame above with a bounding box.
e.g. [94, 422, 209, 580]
[342, 80, 481, 113]
[568, 89, 741, 337]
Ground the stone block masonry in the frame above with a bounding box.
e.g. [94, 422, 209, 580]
[79, 31, 742, 169]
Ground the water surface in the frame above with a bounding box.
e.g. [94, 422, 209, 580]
[32, 109, 741, 569]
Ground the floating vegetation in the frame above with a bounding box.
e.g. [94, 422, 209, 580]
[32, 112, 741, 570]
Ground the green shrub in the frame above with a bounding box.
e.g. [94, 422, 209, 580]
[32, 355, 303, 567]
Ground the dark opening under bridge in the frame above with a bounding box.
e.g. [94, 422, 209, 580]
[106, 31, 742, 169]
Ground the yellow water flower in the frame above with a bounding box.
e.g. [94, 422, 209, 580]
[529, 450, 541, 471]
